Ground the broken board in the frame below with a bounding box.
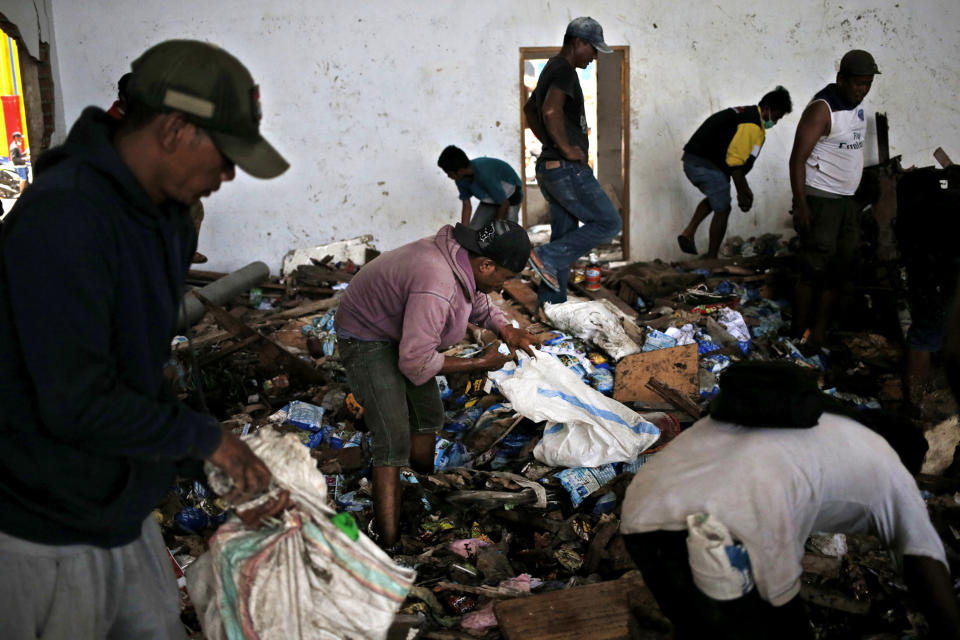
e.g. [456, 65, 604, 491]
[501, 277, 540, 316]
[613, 343, 699, 405]
[494, 576, 645, 640]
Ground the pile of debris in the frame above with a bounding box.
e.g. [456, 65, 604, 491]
[159, 233, 957, 639]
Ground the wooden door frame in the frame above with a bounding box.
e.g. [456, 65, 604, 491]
[518, 46, 630, 260]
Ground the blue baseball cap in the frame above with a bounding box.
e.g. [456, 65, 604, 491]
[566, 17, 612, 54]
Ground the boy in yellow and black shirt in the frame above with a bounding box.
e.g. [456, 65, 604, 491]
[678, 86, 792, 258]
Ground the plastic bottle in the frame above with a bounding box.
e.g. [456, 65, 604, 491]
[584, 253, 602, 290]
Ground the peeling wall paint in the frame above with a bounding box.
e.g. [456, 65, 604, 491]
[48, 0, 960, 272]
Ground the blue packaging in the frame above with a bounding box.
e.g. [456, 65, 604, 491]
[335, 490, 373, 512]
[593, 490, 617, 514]
[697, 340, 721, 355]
[312, 309, 336, 331]
[445, 405, 484, 434]
[714, 280, 735, 295]
[555, 464, 617, 507]
[436, 375, 453, 399]
[285, 401, 325, 432]
[588, 369, 614, 395]
[434, 437, 469, 471]
[304, 431, 325, 448]
[643, 329, 678, 352]
[175, 507, 210, 534]
[701, 354, 731, 373]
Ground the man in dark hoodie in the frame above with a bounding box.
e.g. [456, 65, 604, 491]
[0, 41, 289, 639]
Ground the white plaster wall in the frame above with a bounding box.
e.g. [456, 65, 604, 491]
[47, 0, 960, 273]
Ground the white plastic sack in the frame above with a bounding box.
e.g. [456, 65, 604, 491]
[186, 429, 416, 640]
[685, 513, 754, 600]
[664, 323, 696, 346]
[489, 352, 659, 467]
[543, 299, 641, 360]
[717, 307, 751, 343]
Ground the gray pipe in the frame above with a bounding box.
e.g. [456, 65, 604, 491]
[178, 261, 270, 330]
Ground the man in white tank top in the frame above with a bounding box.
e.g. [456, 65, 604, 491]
[788, 50, 879, 350]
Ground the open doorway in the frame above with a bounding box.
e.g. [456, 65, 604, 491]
[0, 28, 31, 201]
[518, 46, 630, 260]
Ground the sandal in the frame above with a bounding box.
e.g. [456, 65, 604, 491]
[528, 250, 560, 292]
[677, 235, 698, 255]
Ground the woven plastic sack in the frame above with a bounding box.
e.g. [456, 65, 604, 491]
[489, 352, 659, 467]
[685, 513, 755, 600]
[186, 429, 415, 640]
[543, 299, 641, 360]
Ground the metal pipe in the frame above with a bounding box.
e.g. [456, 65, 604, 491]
[178, 261, 270, 329]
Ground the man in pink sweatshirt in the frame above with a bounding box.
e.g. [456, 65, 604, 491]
[335, 220, 537, 547]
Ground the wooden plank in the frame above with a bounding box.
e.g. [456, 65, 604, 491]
[646, 377, 703, 418]
[192, 292, 326, 384]
[494, 577, 643, 640]
[268, 295, 341, 320]
[502, 277, 539, 316]
[487, 291, 533, 329]
[875, 112, 889, 164]
[934, 146, 954, 168]
[613, 344, 699, 405]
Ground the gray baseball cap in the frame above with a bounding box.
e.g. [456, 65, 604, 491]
[128, 40, 289, 179]
[566, 17, 612, 54]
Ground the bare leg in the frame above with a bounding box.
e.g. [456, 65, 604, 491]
[372, 465, 401, 547]
[705, 208, 731, 259]
[680, 198, 712, 239]
[793, 282, 815, 339]
[905, 349, 932, 408]
[409, 432, 437, 476]
[810, 288, 838, 346]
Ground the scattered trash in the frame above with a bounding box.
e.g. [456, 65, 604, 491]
[151, 230, 953, 638]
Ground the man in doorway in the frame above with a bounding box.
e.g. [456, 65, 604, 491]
[677, 87, 793, 259]
[0, 40, 289, 639]
[789, 50, 879, 349]
[438, 145, 523, 229]
[335, 220, 537, 549]
[523, 16, 622, 305]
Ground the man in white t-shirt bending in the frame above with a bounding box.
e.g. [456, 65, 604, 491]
[620, 362, 959, 639]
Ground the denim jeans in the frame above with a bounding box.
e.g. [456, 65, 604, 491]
[534, 159, 622, 304]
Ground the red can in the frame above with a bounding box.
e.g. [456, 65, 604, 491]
[585, 253, 602, 290]
[584, 265, 602, 290]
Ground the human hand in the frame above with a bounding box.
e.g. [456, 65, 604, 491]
[737, 187, 754, 212]
[562, 146, 587, 164]
[791, 202, 811, 231]
[477, 341, 514, 370]
[208, 427, 291, 526]
[499, 325, 537, 360]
